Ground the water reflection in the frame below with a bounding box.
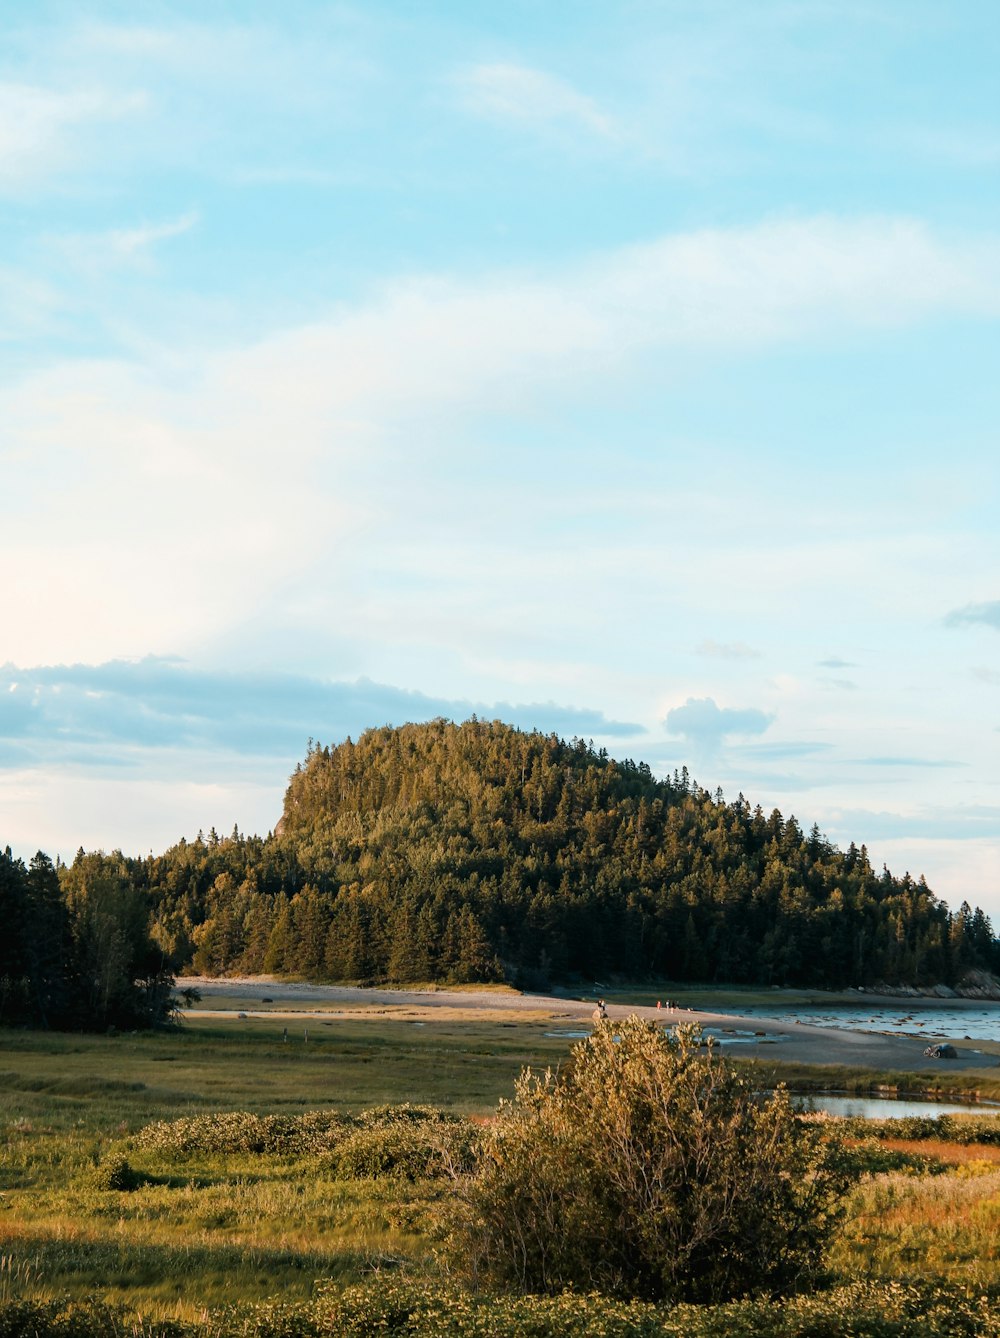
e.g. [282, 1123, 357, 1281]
[792, 1094, 1000, 1119]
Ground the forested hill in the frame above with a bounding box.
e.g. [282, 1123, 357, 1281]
[140, 718, 998, 992]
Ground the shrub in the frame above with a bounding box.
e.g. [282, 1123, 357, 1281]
[326, 1125, 443, 1181]
[133, 1110, 352, 1157]
[841, 1114, 1000, 1147]
[325, 1116, 480, 1181]
[91, 1152, 141, 1191]
[444, 1019, 855, 1303]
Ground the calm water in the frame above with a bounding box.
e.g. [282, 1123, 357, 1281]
[794, 1095, 1000, 1119]
[712, 1003, 1000, 1043]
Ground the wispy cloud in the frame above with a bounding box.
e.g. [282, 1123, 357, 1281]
[0, 81, 146, 191]
[819, 677, 858, 692]
[455, 62, 615, 139]
[5, 214, 999, 668]
[108, 211, 199, 257]
[892, 126, 1000, 170]
[696, 639, 760, 660]
[945, 600, 1000, 631]
[817, 656, 856, 669]
[731, 741, 834, 761]
[851, 756, 963, 769]
[824, 806, 1000, 843]
[49, 211, 200, 275]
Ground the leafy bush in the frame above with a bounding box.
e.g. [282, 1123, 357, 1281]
[91, 1152, 141, 1191]
[444, 1019, 855, 1303]
[133, 1110, 352, 1157]
[5, 1281, 1000, 1337]
[841, 1114, 1000, 1146]
[325, 1118, 480, 1181]
[132, 1104, 479, 1178]
[838, 1137, 944, 1177]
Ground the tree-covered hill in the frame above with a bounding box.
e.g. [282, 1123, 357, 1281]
[142, 718, 997, 991]
[4, 718, 997, 1024]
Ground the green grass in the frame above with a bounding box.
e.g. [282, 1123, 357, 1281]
[0, 1015, 574, 1318]
[0, 1014, 577, 1134]
[5, 1007, 1000, 1328]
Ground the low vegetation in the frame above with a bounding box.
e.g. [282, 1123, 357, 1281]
[4, 1012, 1000, 1334]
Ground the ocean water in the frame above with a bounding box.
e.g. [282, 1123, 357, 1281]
[712, 1003, 1000, 1043]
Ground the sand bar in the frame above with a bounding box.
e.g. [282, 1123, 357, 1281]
[177, 976, 1000, 1075]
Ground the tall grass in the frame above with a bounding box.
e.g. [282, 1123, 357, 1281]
[6, 1015, 1000, 1328]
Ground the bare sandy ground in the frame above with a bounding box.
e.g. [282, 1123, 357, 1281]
[177, 977, 1000, 1076]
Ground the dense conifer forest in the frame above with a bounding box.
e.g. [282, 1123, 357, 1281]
[0, 847, 174, 1029]
[3, 719, 998, 1027]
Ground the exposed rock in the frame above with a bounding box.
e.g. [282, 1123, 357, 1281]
[955, 969, 1000, 1001]
[923, 1042, 958, 1059]
[868, 971, 1000, 1001]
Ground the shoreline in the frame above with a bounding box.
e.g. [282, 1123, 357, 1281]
[176, 976, 1000, 1077]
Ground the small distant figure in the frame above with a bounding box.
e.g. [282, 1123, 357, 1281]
[592, 998, 608, 1024]
[282, 1027, 288, 1043]
[656, 1000, 662, 1010]
[304, 1029, 309, 1043]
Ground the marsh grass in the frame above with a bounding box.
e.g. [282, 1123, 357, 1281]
[0, 1133, 440, 1314]
[0, 1014, 574, 1133]
[6, 1012, 1000, 1326]
[832, 1164, 1000, 1287]
[0, 1017, 533, 1315]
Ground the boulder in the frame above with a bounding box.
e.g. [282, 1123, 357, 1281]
[923, 1042, 958, 1059]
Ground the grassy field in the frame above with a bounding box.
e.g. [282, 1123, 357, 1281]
[0, 1013, 579, 1318]
[4, 1006, 1000, 1328]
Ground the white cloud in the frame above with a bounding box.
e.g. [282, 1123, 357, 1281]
[108, 211, 199, 257]
[697, 639, 760, 660]
[665, 697, 774, 751]
[0, 82, 146, 190]
[945, 600, 1000, 632]
[3, 213, 999, 669]
[48, 211, 200, 275]
[455, 62, 615, 139]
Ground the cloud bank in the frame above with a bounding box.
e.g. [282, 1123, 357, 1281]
[945, 600, 1000, 631]
[664, 697, 774, 752]
[0, 658, 645, 773]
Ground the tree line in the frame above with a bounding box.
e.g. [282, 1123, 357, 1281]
[0, 847, 174, 1029]
[4, 718, 998, 1027]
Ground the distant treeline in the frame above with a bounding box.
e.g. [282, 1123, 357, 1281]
[4, 719, 998, 1025]
[0, 848, 174, 1030]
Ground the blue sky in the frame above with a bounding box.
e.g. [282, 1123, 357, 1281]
[3, 1, 998, 919]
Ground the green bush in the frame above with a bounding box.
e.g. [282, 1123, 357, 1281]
[132, 1104, 480, 1179]
[444, 1019, 855, 1303]
[326, 1125, 442, 1180]
[5, 1282, 1000, 1337]
[132, 1110, 352, 1157]
[91, 1152, 141, 1191]
[838, 1137, 944, 1177]
[840, 1114, 1000, 1146]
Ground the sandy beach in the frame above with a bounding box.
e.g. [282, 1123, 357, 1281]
[178, 977, 1000, 1076]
